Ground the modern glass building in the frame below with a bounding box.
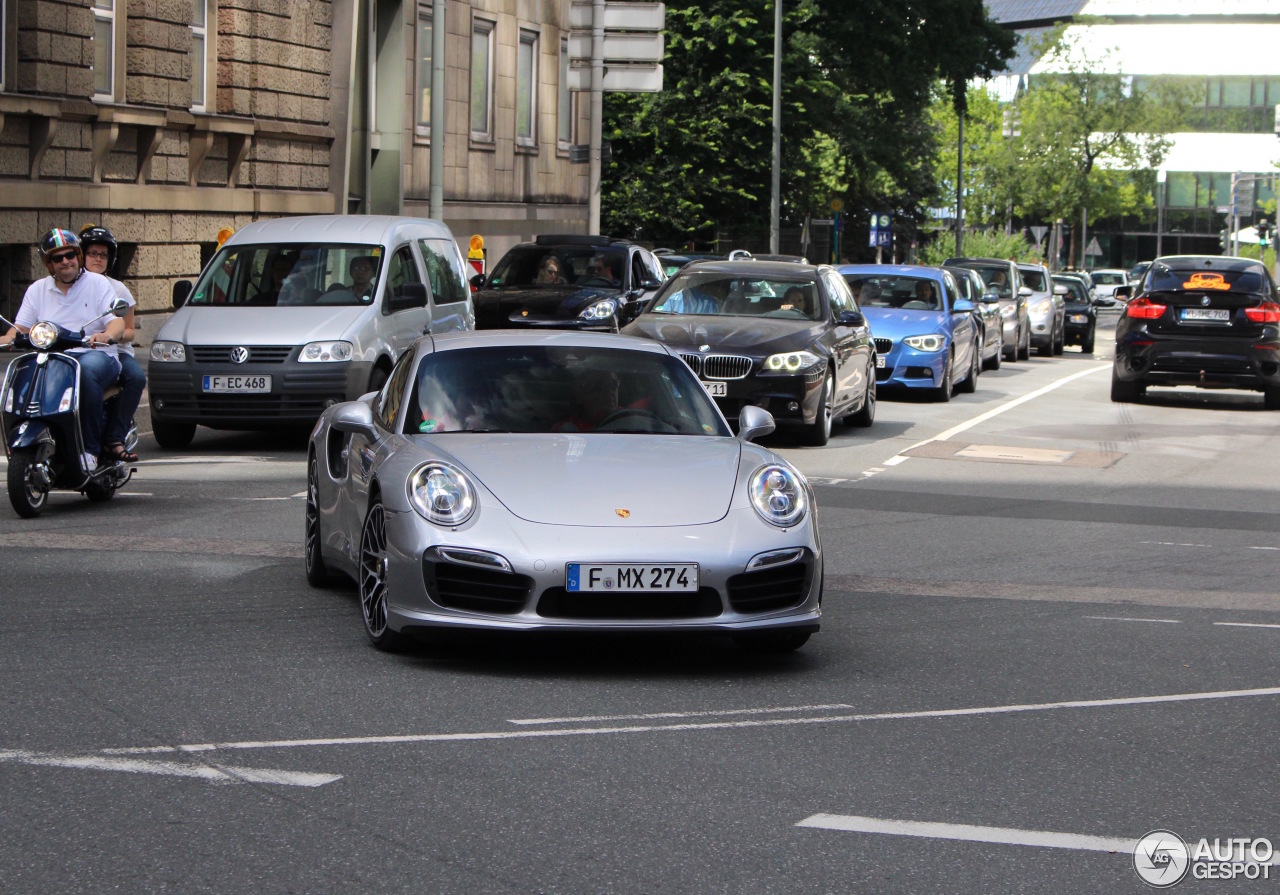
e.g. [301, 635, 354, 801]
[987, 0, 1280, 267]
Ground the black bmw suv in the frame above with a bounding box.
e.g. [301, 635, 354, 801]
[1112, 256, 1280, 406]
[471, 235, 666, 331]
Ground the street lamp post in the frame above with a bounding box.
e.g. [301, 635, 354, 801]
[955, 112, 963, 257]
[769, 0, 781, 254]
[1155, 169, 1165, 258]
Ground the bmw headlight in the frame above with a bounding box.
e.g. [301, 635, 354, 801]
[29, 322, 58, 350]
[300, 340, 353, 362]
[408, 462, 476, 527]
[1031, 299, 1052, 316]
[749, 464, 807, 528]
[579, 299, 619, 321]
[999, 303, 1016, 318]
[150, 340, 186, 362]
[903, 334, 945, 352]
[763, 350, 821, 373]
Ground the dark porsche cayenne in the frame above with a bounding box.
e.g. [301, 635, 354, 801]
[622, 260, 877, 445]
[471, 235, 665, 331]
[1112, 256, 1280, 406]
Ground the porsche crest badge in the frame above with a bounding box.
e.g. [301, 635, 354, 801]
[615, 509, 631, 518]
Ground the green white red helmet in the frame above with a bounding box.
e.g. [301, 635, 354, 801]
[39, 228, 81, 262]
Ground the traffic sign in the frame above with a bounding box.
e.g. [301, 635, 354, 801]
[566, 63, 664, 92]
[569, 1, 665, 30]
[568, 31, 663, 63]
[829, 198, 844, 213]
[1084, 236, 1102, 256]
[1030, 225, 1048, 246]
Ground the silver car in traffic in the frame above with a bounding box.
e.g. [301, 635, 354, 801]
[305, 330, 823, 654]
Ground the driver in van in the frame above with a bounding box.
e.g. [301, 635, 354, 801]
[348, 255, 376, 299]
[0, 229, 125, 472]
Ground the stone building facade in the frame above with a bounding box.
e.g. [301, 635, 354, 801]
[0, 0, 589, 326]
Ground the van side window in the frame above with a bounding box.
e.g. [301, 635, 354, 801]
[386, 246, 422, 304]
[418, 238, 468, 305]
[377, 348, 417, 430]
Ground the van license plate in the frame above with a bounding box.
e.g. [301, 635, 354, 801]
[566, 563, 699, 592]
[203, 375, 272, 393]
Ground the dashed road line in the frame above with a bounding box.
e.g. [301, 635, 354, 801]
[0, 749, 340, 787]
[509, 703, 856, 726]
[795, 814, 1134, 855]
[1084, 616, 1181, 624]
[1214, 622, 1280, 630]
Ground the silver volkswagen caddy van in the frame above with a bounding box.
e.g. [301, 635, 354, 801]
[148, 215, 474, 448]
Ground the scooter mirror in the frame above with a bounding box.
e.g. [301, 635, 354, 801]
[110, 299, 129, 317]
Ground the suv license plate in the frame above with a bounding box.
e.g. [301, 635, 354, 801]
[1180, 308, 1229, 322]
[566, 563, 699, 593]
[701, 381, 727, 396]
[203, 375, 271, 393]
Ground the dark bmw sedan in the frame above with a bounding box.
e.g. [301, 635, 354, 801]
[471, 235, 665, 331]
[1112, 256, 1280, 406]
[622, 261, 876, 445]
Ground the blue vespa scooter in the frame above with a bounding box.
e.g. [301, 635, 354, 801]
[1, 300, 138, 518]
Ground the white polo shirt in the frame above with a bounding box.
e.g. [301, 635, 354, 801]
[104, 276, 137, 358]
[15, 269, 121, 362]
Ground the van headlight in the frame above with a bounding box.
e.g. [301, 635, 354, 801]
[408, 463, 476, 527]
[300, 341, 353, 362]
[748, 464, 807, 528]
[903, 334, 945, 352]
[150, 341, 186, 362]
[763, 350, 821, 373]
[1031, 299, 1052, 316]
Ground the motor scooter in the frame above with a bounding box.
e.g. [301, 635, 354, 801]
[0, 300, 138, 518]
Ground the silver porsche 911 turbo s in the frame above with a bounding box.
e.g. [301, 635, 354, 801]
[305, 330, 822, 653]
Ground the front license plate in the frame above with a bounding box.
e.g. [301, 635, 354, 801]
[1180, 308, 1229, 322]
[202, 374, 272, 393]
[566, 563, 699, 593]
[701, 380, 727, 397]
[875, 355, 886, 368]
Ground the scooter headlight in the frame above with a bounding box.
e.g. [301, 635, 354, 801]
[29, 322, 58, 350]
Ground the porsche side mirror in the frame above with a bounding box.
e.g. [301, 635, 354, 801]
[737, 404, 776, 443]
[330, 401, 379, 440]
[172, 280, 193, 309]
[469, 273, 485, 290]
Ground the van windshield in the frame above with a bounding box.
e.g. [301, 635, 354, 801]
[188, 244, 385, 307]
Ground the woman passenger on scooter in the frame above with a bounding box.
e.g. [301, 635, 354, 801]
[0, 229, 125, 472]
[79, 225, 145, 463]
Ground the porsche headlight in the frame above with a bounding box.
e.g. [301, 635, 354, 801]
[749, 464, 807, 528]
[903, 334, 945, 352]
[763, 350, 821, 373]
[999, 303, 1016, 318]
[408, 462, 476, 527]
[150, 340, 186, 362]
[29, 322, 58, 350]
[300, 340, 353, 362]
[579, 299, 619, 321]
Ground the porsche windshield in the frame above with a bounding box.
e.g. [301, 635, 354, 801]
[404, 345, 731, 436]
[651, 273, 822, 320]
[188, 244, 384, 307]
[487, 246, 628, 288]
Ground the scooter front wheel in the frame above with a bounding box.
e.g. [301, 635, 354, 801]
[7, 448, 50, 518]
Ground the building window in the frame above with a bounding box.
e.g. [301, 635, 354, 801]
[0, 0, 6, 92]
[415, 4, 432, 138]
[470, 18, 494, 141]
[558, 37, 574, 148]
[516, 30, 538, 148]
[93, 0, 116, 100]
[191, 0, 208, 111]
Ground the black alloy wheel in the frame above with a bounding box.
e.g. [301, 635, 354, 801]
[6, 448, 49, 518]
[305, 455, 333, 586]
[359, 499, 407, 650]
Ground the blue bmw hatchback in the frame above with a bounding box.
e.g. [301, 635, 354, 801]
[837, 264, 982, 401]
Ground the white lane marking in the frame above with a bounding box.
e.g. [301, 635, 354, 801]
[0, 749, 341, 787]
[1247, 546, 1280, 551]
[882, 364, 1110, 469]
[231, 497, 294, 501]
[115, 492, 154, 498]
[291, 490, 307, 498]
[1140, 540, 1212, 548]
[509, 703, 855, 726]
[796, 814, 1134, 854]
[134, 456, 275, 466]
[99, 685, 1280, 756]
[1214, 622, 1280, 630]
[1084, 616, 1181, 624]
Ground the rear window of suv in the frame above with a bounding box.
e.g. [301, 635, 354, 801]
[1146, 266, 1270, 296]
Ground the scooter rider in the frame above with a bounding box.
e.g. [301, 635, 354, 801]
[79, 224, 145, 463]
[0, 229, 125, 471]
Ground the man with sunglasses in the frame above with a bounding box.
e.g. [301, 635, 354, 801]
[0, 228, 126, 471]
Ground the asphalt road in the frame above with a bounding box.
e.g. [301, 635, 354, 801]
[2, 309, 1278, 893]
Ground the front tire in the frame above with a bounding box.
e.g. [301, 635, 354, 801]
[956, 345, 979, 394]
[847, 369, 876, 427]
[1053, 322, 1065, 355]
[84, 480, 116, 503]
[802, 371, 834, 446]
[1081, 326, 1095, 354]
[305, 455, 334, 586]
[359, 499, 408, 651]
[1264, 387, 1280, 410]
[1018, 323, 1031, 360]
[7, 449, 49, 518]
[933, 351, 954, 403]
[985, 334, 1002, 370]
[1111, 373, 1145, 403]
[151, 417, 196, 450]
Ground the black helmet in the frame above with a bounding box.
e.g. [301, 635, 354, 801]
[39, 228, 81, 263]
[78, 224, 118, 272]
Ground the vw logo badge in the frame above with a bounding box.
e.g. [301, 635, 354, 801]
[230, 346, 250, 364]
[1201, 296, 1210, 307]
